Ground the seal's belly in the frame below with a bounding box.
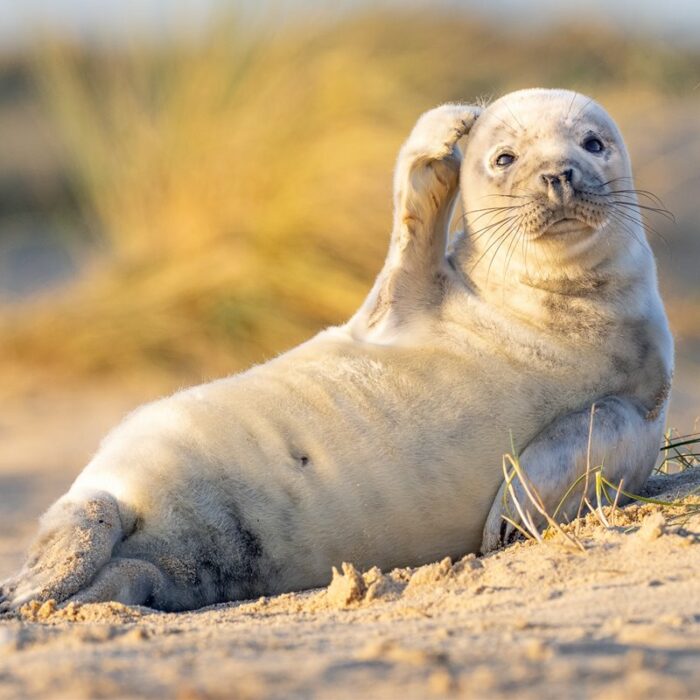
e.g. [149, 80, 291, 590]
[74, 332, 604, 594]
[179, 350, 508, 589]
[236, 376, 496, 586]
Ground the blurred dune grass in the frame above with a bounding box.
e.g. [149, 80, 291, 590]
[1, 7, 699, 390]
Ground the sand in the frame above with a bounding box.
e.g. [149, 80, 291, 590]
[1, 388, 699, 699]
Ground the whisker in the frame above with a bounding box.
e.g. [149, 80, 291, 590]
[596, 176, 634, 188]
[588, 179, 670, 210]
[502, 223, 524, 289]
[611, 200, 675, 223]
[571, 96, 594, 126]
[529, 230, 548, 280]
[469, 218, 519, 273]
[463, 207, 522, 229]
[485, 222, 518, 287]
[504, 102, 525, 132]
[468, 211, 517, 229]
[607, 188, 667, 208]
[608, 206, 668, 253]
[468, 215, 520, 243]
[480, 109, 520, 137]
[467, 211, 520, 235]
[605, 209, 647, 250]
[467, 210, 514, 230]
[525, 231, 542, 282]
[542, 228, 560, 267]
[565, 91, 579, 121]
[609, 206, 670, 248]
[522, 233, 533, 284]
[481, 193, 530, 200]
[609, 202, 669, 236]
[462, 204, 522, 218]
[471, 230, 512, 277]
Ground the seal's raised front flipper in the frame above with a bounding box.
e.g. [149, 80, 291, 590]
[0, 491, 123, 611]
[349, 103, 481, 341]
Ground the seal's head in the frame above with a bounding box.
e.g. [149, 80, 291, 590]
[460, 89, 643, 279]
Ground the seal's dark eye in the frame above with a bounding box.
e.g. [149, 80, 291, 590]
[583, 137, 604, 153]
[495, 152, 516, 167]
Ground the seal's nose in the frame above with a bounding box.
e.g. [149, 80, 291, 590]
[540, 168, 575, 204]
[540, 169, 573, 188]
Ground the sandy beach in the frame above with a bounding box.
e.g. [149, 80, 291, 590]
[1, 388, 698, 700]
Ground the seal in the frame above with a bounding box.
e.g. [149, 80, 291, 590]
[0, 89, 673, 612]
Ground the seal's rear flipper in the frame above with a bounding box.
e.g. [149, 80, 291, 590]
[0, 491, 122, 611]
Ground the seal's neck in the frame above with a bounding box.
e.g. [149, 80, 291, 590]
[448, 226, 657, 329]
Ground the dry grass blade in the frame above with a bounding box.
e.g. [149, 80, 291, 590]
[593, 470, 611, 528]
[575, 404, 597, 534]
[502, 454, 586, 552]
[657, 430, 700, 473]
[610, 477, 624, 527]
[499, 427, 700, 552]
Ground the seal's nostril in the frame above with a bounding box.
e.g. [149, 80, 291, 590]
[541, 170, 573, 188]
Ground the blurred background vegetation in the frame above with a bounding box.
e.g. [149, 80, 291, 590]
[0, 2, 698, 426]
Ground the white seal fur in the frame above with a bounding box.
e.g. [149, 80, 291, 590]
[0, 89, 673, 611]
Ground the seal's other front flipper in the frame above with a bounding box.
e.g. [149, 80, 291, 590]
[481, 396, 666, 553]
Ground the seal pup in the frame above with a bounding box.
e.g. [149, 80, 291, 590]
[1, 89, 672, 611]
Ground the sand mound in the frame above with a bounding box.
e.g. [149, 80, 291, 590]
[324, 554, 486, 609]
[19, 598, 147, 624]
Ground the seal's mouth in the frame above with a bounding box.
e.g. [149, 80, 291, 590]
[541, 216, 593, 236]
[478, 191, 611, 243]
[522, 192, 610, 240]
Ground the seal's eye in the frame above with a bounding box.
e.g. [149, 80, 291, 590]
[583, 137, 604, 154]
[495, 152, 516, 168]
